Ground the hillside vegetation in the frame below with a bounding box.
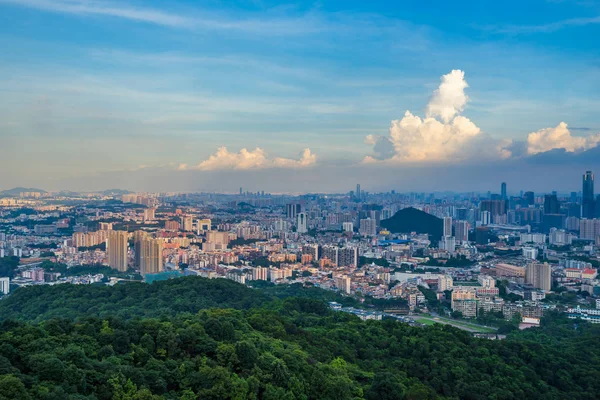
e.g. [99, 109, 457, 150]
[0, 277, 598, 399]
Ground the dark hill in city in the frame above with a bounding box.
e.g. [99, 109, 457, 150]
[381, 207, 443, 240]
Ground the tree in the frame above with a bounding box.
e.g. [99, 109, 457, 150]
[0, 375, 30, 400]
[367, 372, 407, 400]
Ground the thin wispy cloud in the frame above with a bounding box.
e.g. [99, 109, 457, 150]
[0, 0, 193, 28]
[0, 0, 327, 35]
[483, 15, 600, 34]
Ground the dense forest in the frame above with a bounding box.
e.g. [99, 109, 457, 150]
[0, 277, 599, 399]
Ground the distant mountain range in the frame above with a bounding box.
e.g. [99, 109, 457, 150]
[100, 189, 133, 195]
[0, 187, 47, 197]
[381, 207, 443, 240]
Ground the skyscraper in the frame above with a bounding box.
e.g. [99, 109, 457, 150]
[286, 203, 301, 219]
[356, 184, 361, 199]
[543, 194, 560, 215]
[443, 216, 453, 237]
[583, 171, 595, 218]
[107, 230, 128, 272]
[501, 182, 507, 200]
[524, 191, 535, 206]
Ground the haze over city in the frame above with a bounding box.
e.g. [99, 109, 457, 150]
[1, 0, 600, 192]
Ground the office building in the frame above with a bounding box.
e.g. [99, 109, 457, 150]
[356, 184, 361, 199]
[286, 203, 301, 219]
[524, 191, 535, 205]
[443, 216, 453, 237]
[583, 171, 595, 219]
[196, 219, 211, 233]
[501, 182, 507, 199]
[479, 200, 506, 217]
[297, 212, 308, 234]
[107, 230, 128, 272]
[543, 194, 560, 215]
[526, 262, 552, 291]
[139, 238, 163, 275]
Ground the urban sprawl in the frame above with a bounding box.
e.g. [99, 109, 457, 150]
[2, 172, 600, 335]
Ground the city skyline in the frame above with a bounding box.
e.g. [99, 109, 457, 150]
[1, 0, 600, 191]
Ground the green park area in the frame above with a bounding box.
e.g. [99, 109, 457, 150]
[413, 314, 497, 333]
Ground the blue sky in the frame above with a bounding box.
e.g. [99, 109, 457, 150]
[1, 0, 599, 192]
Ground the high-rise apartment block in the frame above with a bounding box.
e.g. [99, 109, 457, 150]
[580, 218, 600, 240]
[455, 221, 469, 243]
[359, 218, 377, 236]
[443, 216, 453, 237]
[297, 212, 308, 234]
[0, 277, 9, 295]
[107, 230, 128, 272]
[438, 275, 453, 291]
[335, 275, 352, 294]
[526, 262, 552, 291]
[338, 247, 358, 268]
[139, 238, 163, 275]
[181, 215, 193, 232]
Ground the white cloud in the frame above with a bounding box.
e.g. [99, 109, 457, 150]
[527, 122, 600, 154]
[182, 147, 317, 171]
[426, 69, 469, 123]
[1, 0, 193, 28]
[364, 70, 511, 163]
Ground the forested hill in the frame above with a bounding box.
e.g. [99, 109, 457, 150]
[0, 278, 599, 399]
[0, 277, 271, 322]
[0, 277, 355, 323]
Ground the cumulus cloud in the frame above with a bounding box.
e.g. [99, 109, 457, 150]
[527, 122, 600, 155]
[181, 147, 317, 171]
[425, 69, 469, 123]
[364, 70, 511, 163]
